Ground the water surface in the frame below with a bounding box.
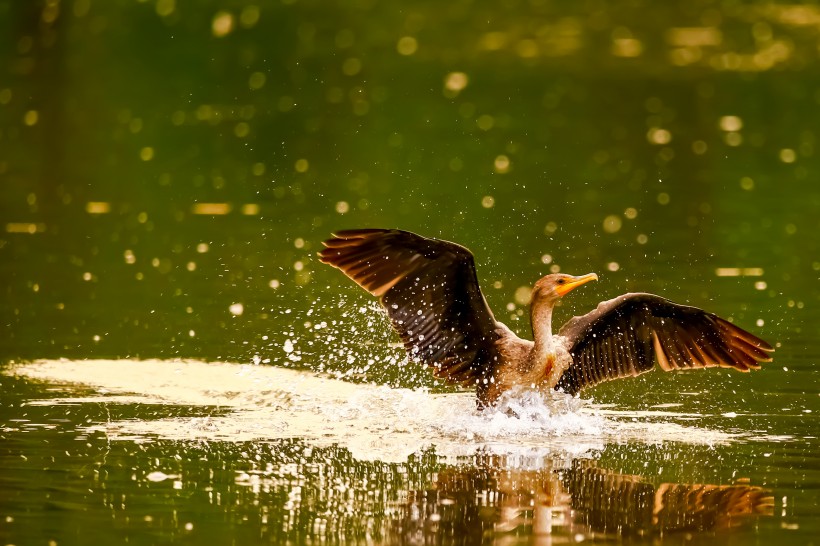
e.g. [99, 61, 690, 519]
[3, 358, 811, 544]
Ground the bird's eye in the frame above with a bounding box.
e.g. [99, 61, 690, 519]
[557, 279, 566, 284]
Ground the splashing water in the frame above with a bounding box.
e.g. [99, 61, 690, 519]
[8, 359, 740, 463]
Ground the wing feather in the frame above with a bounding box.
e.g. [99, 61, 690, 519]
[556, 293, 774, 395]
[319, 229, 502, 386]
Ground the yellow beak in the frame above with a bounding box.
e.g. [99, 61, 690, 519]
[555, 272, 598, 297]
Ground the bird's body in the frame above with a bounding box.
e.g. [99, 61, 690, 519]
[485, 323, 572, 405]
[319, 229, 773, 407]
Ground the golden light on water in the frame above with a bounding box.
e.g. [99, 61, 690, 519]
[212, 11, 235, 38]
[612, 38, 643, 57]
[724, 132, 742, 146]
[669, 47, 702, 67]
[769, 4, 820, 26]
[514, 286, 532, 305]
[443, 72, 468, 98]
[715, 267, 764, 277]
[396, 36, 418, 56]
[86, 201, 111, 214]
[647, 128, 672, 145]
[6, 222, 45, 234]
[780, 149, 796, 163]
[603, 215, 622, 233]
[478, 22, 582, 57]
[719, 116, 743, 132]
[241, 204, 260, 215]
[664, 25, 793, 72]
[191, 203, 232, 215]
[494, 155, 510, 173]
[23, 110, 39, 126]
[666, 27, 722, 47]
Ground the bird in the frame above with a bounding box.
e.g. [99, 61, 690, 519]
[318, 228, 774, 408]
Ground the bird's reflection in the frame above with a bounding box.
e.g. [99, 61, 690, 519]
[391, 454, 773, 544]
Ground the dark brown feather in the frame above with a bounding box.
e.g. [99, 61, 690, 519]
[555, 293, 774, 395]
[319, 229, 501, 386]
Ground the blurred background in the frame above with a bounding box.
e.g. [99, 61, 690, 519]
[2, 0, 818, 372]
[2, 1, 820, 544]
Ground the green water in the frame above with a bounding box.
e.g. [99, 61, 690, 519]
[1, 0, 819, 544]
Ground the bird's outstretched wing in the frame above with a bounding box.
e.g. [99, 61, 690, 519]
[319, 229, 501, 386]
[555, 293, 774, 395]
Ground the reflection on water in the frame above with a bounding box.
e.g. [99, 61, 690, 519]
[0, 359, 783, 545]
[396, 458, 772, 543]
[0, 433, 774, 546]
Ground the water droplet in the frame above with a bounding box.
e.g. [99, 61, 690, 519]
[212, 11, 234, 37]
[397, 36, 418, 56]
[719, 115, 743, 132]
[514, 286, 532, 305]
[603, 215, 622, 233]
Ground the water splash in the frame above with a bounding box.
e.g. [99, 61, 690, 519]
[9, 359, 741, 463]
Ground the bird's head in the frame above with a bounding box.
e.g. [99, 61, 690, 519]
[532, 272, 598, 304]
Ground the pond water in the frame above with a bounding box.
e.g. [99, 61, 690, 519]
[1, 0, 819, 544]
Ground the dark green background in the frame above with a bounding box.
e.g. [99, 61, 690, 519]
[1, 0, 819, 544]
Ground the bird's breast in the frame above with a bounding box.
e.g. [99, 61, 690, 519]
[533, 344, 572, 388]
[480, 334, 572, 407]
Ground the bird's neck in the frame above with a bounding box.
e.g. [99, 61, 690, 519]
[530, 299, 556, 356]
[525, 298, 572, 389]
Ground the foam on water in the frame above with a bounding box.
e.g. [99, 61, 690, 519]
[9, 359, 739, 463]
